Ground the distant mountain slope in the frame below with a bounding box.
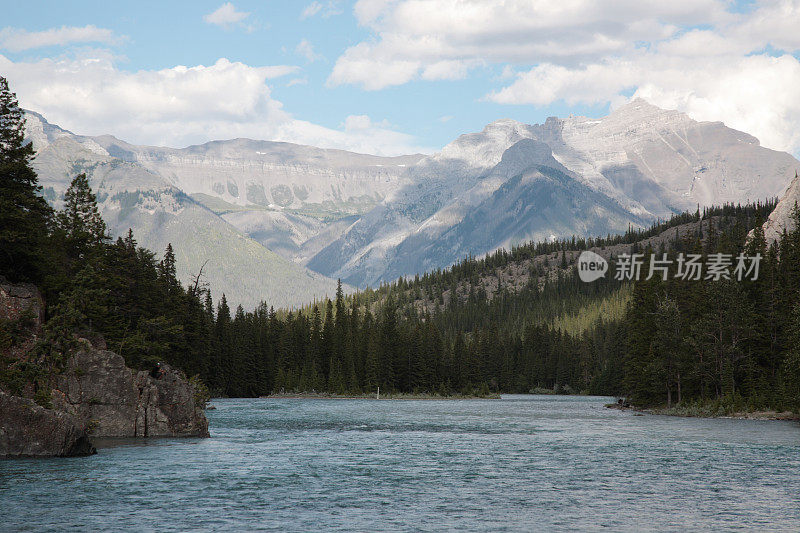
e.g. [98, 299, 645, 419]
[25, 111, 342, 310]
[535, 99, 796, 212]
[92, 136, 422, 212]
[308, 100, 799, 287]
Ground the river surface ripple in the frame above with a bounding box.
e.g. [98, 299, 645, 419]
[2, 395, 799, 531]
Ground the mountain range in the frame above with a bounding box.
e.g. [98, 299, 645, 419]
[25, 99, 800, 306]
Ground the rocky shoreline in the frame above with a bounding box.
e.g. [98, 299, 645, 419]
[1, 346, 210, 458]
[1, 278, 209, 458]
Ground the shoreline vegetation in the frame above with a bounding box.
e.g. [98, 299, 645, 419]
[255, 386, 575, 400]
[606, 402, 800, 421]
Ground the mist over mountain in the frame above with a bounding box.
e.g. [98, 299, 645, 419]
[25, 99, 799, 300]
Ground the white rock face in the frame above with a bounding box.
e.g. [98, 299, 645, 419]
[559, 99, 794, 210]
[89, 135, 422, 211]
[761, 172, 800, 243]
[25, 111, 109, 157]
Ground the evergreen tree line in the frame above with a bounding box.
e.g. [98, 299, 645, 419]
[616, 207, 800, 410]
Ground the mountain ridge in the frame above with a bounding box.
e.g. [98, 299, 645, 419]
[25, 99, 800, 298]
[308, 99, 797, 286]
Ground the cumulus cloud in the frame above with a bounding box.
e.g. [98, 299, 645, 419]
[330, 0, 800, 154]
[0, 53, 427, 156]
[0, 25, 118, 52]
[204, 3, 250, 28]
[329, 0, 726, 89]
[489, 52, 800, 152]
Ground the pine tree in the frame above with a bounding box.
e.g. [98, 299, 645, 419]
[651, 293, 683, 407]
[0, 77, 52, 282]
[158, 243, 178, 286]
[57, 173, 109, 263]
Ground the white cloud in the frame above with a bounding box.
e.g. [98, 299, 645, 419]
[0, 25, 118, 52]
[204, 3, 250, 28]
[489, 52, 800, 153]
[486, 0, 800, 153]
[328, 0, 800, 154]
[1, 53, 428, 156]
[301, 2, 323, 19]
[344, 114, 389, 131]
[295, 39, 322, 62]
[301, 1, 342, 19]
[330, 0, 727, 89]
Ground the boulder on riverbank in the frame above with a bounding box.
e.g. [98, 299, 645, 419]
[0, 390, 95, 457]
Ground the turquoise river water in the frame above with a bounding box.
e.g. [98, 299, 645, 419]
[1, 395, 799, 531]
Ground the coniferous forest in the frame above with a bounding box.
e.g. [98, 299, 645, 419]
[2, 76, 800, 412]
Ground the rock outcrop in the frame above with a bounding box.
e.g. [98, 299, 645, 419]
[53, 347, 209, 438]
[1, 281, 209, 458]
[0, 277, 44, 328]
[0, 390, 95, 457]
[760, 172, 800, 243]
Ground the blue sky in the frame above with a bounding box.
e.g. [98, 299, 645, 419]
[2, 1, 799, 155]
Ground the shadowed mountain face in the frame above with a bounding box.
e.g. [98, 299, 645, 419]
[26, 99, 800, 297]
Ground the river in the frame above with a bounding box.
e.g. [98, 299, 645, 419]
[2, 395, 799, 531]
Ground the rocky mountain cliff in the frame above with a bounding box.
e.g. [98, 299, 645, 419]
[1, 278, 208, 458]
[91, 135, 423, 211]
[26, 100, 799, 296]
[760, 172, 800, 243]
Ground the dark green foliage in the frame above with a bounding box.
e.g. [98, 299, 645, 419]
[57, 173, 109, 262]
[200, 201, 796, 410]
[615, 206, 800, 410]
[0, 76, 52, 283]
